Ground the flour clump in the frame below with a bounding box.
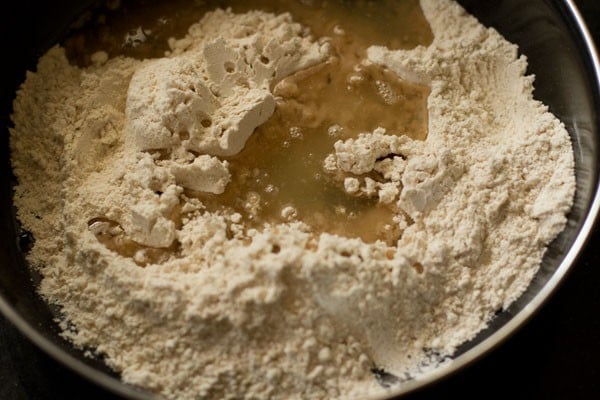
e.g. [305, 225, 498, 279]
[10, 1, 575, 399]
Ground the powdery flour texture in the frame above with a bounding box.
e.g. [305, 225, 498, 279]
[10, 0, 575, 399]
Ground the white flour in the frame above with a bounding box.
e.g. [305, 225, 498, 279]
[10, 1, 575, 399]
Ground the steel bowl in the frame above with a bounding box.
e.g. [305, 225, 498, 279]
[0, 0, 598, 398]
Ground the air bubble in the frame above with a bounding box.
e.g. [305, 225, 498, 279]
[224, 61, 235, 73]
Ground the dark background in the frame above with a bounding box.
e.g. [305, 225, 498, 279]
[2, 0, 600, 399]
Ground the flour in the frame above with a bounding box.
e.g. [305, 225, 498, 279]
[10, 1, 575, 400]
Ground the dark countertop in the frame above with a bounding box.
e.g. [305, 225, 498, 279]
[2, 1, 600, 399]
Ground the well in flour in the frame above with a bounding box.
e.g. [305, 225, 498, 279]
[198, 31, 431, 245]
[10, 1, 575, 400]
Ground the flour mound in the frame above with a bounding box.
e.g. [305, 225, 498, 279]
[10, 1, 575, 400]
[128, 10, 329, 158]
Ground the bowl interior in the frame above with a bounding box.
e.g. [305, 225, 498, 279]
[450, 0, 599, 356]
[0, 1, 598, 399]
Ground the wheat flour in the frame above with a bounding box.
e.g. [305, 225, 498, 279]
[10, 0, 575, 399]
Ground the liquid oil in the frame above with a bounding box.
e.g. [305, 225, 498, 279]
[74, 0, 433, 259]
